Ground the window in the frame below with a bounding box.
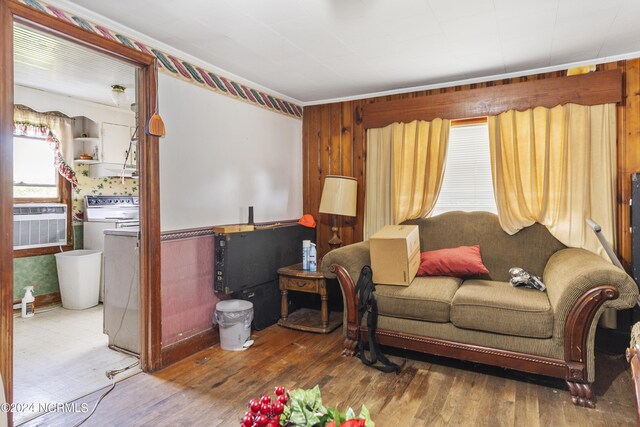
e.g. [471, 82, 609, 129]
[13, 136, 58, 199]
[431, 122, 497, 216]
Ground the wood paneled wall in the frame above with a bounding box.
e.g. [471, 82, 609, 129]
[303, 59, 640, 267]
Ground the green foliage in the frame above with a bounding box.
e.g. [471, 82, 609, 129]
[281, 386, 374, 427]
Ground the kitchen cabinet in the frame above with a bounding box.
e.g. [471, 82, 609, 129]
[102, 122, 134, 165]
[73, 137, 100, 164]
[73, 116, 100, 164]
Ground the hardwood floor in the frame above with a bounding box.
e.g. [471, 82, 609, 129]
[23, 325, 636, 426]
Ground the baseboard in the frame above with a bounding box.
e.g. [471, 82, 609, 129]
[13, 292, 62, 314]
[160, 328, 219, 368]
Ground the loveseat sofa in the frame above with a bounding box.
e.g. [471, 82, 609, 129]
[322, 211, 638, 408]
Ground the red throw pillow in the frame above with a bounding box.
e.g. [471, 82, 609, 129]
[417, 245, 489, 277]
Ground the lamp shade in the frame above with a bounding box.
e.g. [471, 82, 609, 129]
[319, 175, 358, 217]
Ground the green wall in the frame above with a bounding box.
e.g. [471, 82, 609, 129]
[13, 225, 83, 300]
[13, 255, 59, 300]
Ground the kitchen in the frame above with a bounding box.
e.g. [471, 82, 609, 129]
[12, 23, 142, 424]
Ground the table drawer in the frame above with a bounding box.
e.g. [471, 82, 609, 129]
[281, 276, 319, 293]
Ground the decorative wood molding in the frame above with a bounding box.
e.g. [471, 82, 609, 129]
[563, 285, 618, 382]
[362, 70, 623, 129]
[366, 327, 568, 377]
[161, 228, 214, 242]
[566, 381, 595, 408]
[0, 1, 14, 413]
[330, 264, 359, 356]
[160, 328, 219, 369]
[16, 0, 303, 119]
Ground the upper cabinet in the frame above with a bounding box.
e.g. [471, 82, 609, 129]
[72, 116, 137, 178]
[102, 122, 134, 165]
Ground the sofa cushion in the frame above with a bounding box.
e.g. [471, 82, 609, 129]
[375, 276, 462, 323]
[450, 280, 554, 338]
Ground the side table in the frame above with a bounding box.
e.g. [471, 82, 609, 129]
[277, 263, 342, 333]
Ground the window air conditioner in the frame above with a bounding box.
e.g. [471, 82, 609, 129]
[13, 203, 67, 249]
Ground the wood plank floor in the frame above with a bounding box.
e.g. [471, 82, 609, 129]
[23, 325, 636, 426]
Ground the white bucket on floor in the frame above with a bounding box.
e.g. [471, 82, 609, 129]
[54, 250, 102, 310]
[214, 299, 253, 351]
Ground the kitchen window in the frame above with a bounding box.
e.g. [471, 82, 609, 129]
[13, 135, 73, 256]
[13, 136, 60, 200]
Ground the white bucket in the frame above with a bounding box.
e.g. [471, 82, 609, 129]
[214, 299, 253, 351]
[54, 250, 102, 310]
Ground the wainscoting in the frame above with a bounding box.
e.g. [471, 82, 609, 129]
[159, 230, 219, 367]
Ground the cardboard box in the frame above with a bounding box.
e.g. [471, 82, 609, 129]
[370, 225, 420, 285]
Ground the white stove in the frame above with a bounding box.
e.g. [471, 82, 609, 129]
[83, 196, 139, 301]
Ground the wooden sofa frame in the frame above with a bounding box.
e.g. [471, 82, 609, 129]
[331, 264, 619, 408]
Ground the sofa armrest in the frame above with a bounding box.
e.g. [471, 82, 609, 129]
[321, 241, 370, 355]
[544, 248, 638, 385]
[321, 240, 370, 283]
[544, 248, 638, 323]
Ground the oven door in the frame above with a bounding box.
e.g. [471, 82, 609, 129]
[115, 220, 140, 229]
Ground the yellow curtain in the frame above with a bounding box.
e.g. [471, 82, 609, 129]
[364, 125, 393, 239]
[365, 119, 450, 238]
[488, 103, 617, 259]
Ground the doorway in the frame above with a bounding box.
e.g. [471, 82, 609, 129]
[11, 21, 143, 424]
[0, 1, 161, 426]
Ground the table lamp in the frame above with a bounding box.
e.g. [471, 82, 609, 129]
[318, 175, 358, 250]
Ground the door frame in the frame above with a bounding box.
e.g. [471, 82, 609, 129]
[0, 0, 162, 423]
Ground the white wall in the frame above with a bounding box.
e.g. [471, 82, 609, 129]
[159, 74, 303, 231]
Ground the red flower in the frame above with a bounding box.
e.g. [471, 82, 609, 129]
[328, 419, 366, 427]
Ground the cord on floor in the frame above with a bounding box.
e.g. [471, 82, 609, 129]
[71, 381, 116, 427]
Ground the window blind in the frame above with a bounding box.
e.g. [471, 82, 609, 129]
[432, 123, 497, 216]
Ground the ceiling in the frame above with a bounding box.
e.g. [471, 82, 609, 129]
[65, 0, 640, 103]
[25, 0, 640, 103]
[14, 23, 136, 107]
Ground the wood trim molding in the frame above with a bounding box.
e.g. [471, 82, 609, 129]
[1, 2, 162, 422]
[138, 62, 162, 372]
[7, 0, 151, 66]
[362, 70, 623, 129]
[13, 291, 61, 311]
[160, 328, 219, 369]
[0, 0, 15, 416]
[13, 244, 73, 258]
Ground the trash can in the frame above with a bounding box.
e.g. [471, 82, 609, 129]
[214, 299, 253, 351]
[54, 250, 102, 310]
